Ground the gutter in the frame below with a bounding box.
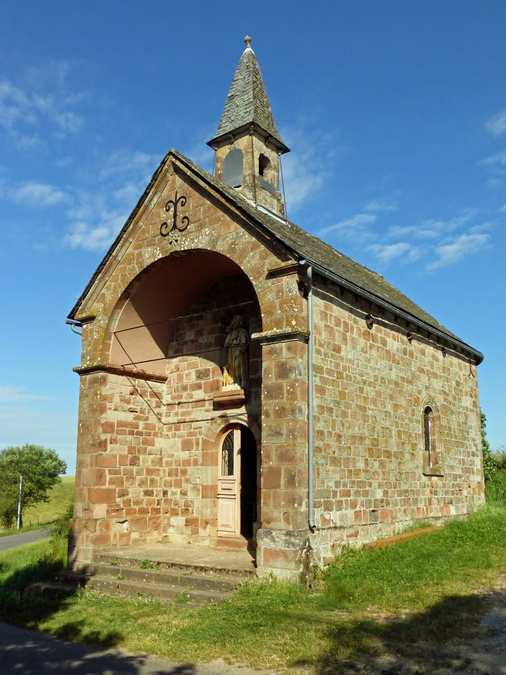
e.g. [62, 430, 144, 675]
[306, 259, 484, 365]
[65, 318, 83, 336]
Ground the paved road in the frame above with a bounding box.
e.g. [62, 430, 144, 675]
[0, 624, 269, 675]
[0, 527, 49, 552]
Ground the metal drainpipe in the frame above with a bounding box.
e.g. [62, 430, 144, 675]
[300, 260, 316, 531]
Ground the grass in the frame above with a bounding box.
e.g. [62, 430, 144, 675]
[0, 476, 75, 536]
[22, 476, 75, 528]
[0, 481, 505, 672]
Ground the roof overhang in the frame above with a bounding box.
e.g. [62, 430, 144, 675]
[207, 121, 290, 155]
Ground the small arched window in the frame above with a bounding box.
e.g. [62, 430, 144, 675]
[221, 430, 234, 476]
[258, 153, 271, 177]
[423, 406, 433, 466]
[422, 405, 442, 476]
[222, 148, 243, 188]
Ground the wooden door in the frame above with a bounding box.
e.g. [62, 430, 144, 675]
[217, 427, 241, 538]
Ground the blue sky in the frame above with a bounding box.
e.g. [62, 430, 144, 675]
[1, 1, 505, 474]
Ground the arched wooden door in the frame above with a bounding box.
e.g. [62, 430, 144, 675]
[217, 426, 257, 540]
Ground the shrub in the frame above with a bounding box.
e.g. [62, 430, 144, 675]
[485, 469, 506, 504]
[481, 412, 496, 482]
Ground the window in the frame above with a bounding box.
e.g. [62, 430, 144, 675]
[222, 148, 243, 188]
[422, 405, 443, 476]
[221, 430, 234, 476]
[423, 406, 433, 466]
[258, 153, 277, 192]
[258, 153, 271, 177]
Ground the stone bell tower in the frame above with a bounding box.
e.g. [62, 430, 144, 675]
[208, 36, 289, 217]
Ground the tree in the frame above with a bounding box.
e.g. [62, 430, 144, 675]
[0, 445, 66, 528]
[481, 412, 496, 482]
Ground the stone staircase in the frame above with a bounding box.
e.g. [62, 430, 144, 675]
[65, 551, 255, 606]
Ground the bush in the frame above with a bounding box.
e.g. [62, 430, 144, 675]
[493, 448, 506, 471]
[486, 469, 506, 504]
[481, 412, 497, 482]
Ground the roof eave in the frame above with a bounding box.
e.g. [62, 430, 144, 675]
[207, 121, 289, 154]
[302, 257, 484, 365]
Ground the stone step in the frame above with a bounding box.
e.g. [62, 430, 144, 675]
[78, 563, 241, 593]
[94, 552, 256, 578]
[86, 575, 223, 605]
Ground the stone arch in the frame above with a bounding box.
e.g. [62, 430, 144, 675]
[103, 248, 264, 368]
[420, 398, 443, 475]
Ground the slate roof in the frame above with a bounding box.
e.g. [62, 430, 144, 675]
[68, 149, 483, 363]
[208, 38, 288, 152]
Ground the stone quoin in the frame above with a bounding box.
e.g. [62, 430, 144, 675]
[67, 36, 485, 579]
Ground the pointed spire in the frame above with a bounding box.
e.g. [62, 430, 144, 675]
[208, 36, 288, 153]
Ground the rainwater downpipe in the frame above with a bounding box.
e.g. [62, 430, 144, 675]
[300, 260, 316, 531]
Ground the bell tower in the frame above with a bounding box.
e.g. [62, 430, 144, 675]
[208, 36, 289, 217]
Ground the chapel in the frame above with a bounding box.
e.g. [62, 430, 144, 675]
[67, 37, 485, 578]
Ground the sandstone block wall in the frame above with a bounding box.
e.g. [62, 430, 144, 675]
[310, 280, 484, 565]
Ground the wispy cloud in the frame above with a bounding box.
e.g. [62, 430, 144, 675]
[0, 385, 48, 403]
[485, 109, 506, 137]
[282, 124, 347, 213]
[63, 149, 160, 251]
[364, 199, 399, 213]
[479, 151, 506, 167]
[369, 242, 422, 265]
[428, 232, 491, 271]
[0, 62, 86, 147]
[318, 212, 377, 239]
[8, 181, 68, 206]
[388, 209, 478, 240]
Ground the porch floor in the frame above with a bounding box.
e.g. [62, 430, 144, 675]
[100, 541, 256, 574]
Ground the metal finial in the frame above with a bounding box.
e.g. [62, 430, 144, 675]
[244, 35, 252, 49]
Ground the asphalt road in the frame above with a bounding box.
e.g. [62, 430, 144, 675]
[0, 623, 268, 675]
[0, 527, 50, 551]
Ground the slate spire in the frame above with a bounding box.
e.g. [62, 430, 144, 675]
[208, 36, 288, 153]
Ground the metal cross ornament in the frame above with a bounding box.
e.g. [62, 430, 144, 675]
[160, 191, 190, 244]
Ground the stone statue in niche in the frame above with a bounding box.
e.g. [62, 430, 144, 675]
[223, 315, 249, 389]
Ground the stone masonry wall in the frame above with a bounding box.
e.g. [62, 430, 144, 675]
[70, 154, 309, 574]
[310, 280, 484, 565]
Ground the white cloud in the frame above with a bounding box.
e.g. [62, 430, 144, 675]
[369, 242, 422, 265]
[65, 217, 125, 251]
[364, 199, 399, 213]
[485, 109, 506, 137]
[62, 149, 159, 251]
[499, 204, 506, 213]
[99, 150, 159, 179]
[388, 209, 478, 240]
[0, 386, 47, 403]
[9, 181, 67, 206]
[479, 151, 506, 167]
[281, 124, 347, 213]
[319, 213, 377, 238]
[0, 64, 86, 147]
[428, 232, 490, 271]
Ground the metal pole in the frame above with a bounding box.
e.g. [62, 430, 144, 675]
[16, 474, 23, 530]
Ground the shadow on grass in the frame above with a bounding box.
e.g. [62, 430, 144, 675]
[295, 593, 492, 674]
[0, 548, 197, 674]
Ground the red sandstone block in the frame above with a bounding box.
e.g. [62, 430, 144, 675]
[101, 421, 115, 434]
[88, 487, 116, 504]
[92, 533, 111, 546]
[263, 548, 297, 569]
[201, 484, 216, 498]
[263, 466, 281, 489]
[95, 454, 118, 468]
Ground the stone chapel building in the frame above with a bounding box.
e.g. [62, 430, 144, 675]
[68, 36, 485, 579]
